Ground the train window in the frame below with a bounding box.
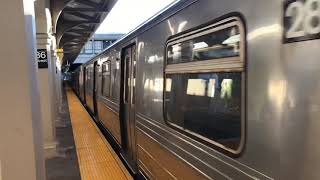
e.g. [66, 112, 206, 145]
[164, 17, 245, 154]
[167, 26, 240, 65]
[101, 61, 111, 97]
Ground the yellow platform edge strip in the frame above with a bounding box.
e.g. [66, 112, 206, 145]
[66, 88, 133, 180]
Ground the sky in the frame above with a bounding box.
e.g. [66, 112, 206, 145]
[95, 0, 178, 34]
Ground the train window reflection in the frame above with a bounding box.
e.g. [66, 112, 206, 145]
[166, 78, 172, 92]
[186, 79, 206, 96]
[207, 79, 216, 98]
[144, 78, 163, 92]
[221, 79, 233, 99]
[185, 78, 217, 97]
[165, 72, 242, 151]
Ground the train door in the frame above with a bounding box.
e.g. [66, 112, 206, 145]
[93, 61, 99, 117]
[120, 44, 137, 172]
[83, 66, 86, 104]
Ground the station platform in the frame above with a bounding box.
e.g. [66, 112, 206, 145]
[46, 86, 133, 180]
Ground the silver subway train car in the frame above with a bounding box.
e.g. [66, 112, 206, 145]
[70, 0, 320, 179]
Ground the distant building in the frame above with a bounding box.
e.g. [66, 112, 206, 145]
[73, 33, 124, 64]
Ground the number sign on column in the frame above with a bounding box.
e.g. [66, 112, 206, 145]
[37, 49, 48, 68]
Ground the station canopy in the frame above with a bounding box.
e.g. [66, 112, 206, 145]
[52, 0, 117, 65]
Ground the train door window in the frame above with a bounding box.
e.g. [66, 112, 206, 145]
[89, 66, 93, 90]
[101, 61, 111, 97]
[124, 48, 131, 103]
[131, 45, 136, 105]
[111, 58, 120, 99]
[164, 17, 245, 155]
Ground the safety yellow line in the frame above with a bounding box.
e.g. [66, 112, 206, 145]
[66, 88, 133, 180]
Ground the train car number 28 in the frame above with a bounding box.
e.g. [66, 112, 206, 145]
[284, 0, 320, 43]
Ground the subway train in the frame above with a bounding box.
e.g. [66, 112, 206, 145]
[70, 0, 320, 179]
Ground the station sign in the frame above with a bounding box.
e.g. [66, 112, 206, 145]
[37, 49, 48, 68]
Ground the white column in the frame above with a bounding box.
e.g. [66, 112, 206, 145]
[57, 60, 63, 109]
[52, 52, 63, 116]
[37, 34, 57, 156]
[50, 37, 60, 127]
[0, 0, 46, 179]
[56, 58, 62, 113]
[35, 0, 57, 157]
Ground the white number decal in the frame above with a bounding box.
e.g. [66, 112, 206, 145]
[285, 0, 320, 39]
[37, 51, 46, 59]
[304, 0, 320, 34]
[286, 1, 305, 38]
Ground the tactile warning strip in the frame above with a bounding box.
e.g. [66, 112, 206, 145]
[66, 88, 133, 180]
